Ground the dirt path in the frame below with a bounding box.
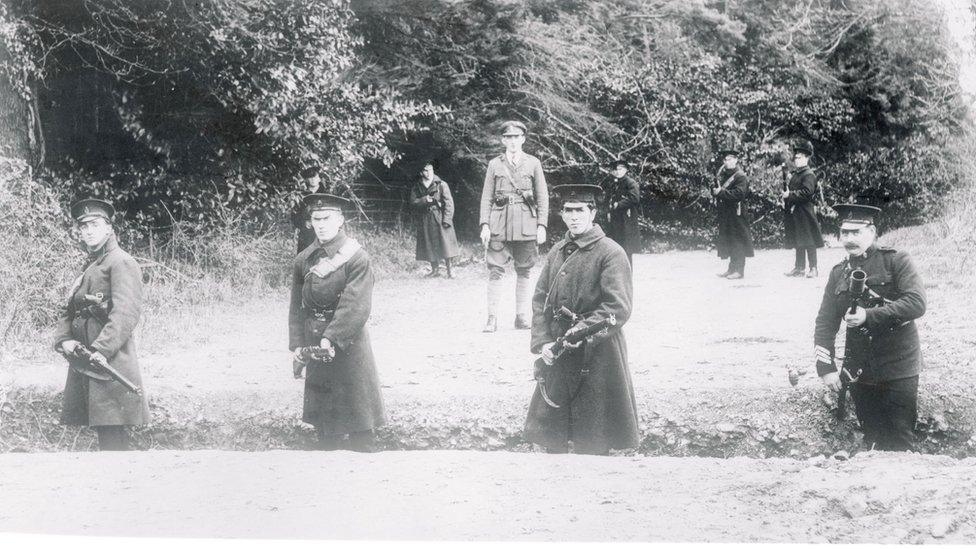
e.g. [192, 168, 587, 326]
[0, 449, 973, 542]
[6, 247, 857, 400]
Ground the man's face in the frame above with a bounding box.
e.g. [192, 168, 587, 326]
[723, 155, 738, 169]
[77, 217, 112, 249]
[793, 152, 809, 167]
[501, 131, 525, 153]
[612, 165, 627, 178]
[421, 164, 434, 180]
[840, 224, 876, 256]
[310, 209, 344, 242]
[304, 174, 321, 192]
[561, 201, 597, 235]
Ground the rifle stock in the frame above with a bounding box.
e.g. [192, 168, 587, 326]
[837, 269, 867, 419]
[70, 345, 143, 396]
[534, 314, 617, 409]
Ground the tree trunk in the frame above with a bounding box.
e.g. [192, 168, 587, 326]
[0, 25, 32, 179]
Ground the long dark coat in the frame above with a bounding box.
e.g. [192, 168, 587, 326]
[602, 175, 641, 260]
[53, 235, 150, 426]
[288, 231, 387, 435]
[783, 166, 825, 249]
[525, 225, 639, 454]
[409, 176, 460, 262]
[714, 167, 755, 259]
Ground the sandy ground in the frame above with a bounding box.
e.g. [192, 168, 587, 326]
[0, 449, 974, 542]
[2, 245, 974, 541]
[5, 247, 858, 401]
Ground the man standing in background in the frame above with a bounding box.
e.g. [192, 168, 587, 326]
[601, 158, 641, 267]
[479, 120, 550, 333]
[712, 147, 754, 279]
[782, 139, 825, 277]
[290, 167, 326, 253]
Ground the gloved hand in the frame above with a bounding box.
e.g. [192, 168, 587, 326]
[480, 225, 490, 247]
[820, 371, 841, 392]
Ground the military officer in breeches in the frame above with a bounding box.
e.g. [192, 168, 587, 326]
[54, 199, 150, 451]
[814, 204, 926, 451]
[479, 120, 550, 332]
[288, 194, 387, 451]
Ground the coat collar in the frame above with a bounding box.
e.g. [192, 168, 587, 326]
[555, 224, 606, 252]
[318, 230, 349, 258]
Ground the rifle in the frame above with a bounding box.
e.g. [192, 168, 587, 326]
[62, 344, 143, 396]
[534, 310, 617, 409]
[837, 269, 867, 419]
[292, 345, 336, 379]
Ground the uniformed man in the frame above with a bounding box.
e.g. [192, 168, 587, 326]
[290, 167, 326, 253]
[524, 184, 638, 455]
[53, 199, 150, 451]
[479, 120, 550, 332]
[288, 194, 387, 451]
[409, 159, 460, 278]
[712, 147, 754, 279]
[601, 159, 641, 266]
[782, 139, 825, 277]
[814, 204, 926, 451]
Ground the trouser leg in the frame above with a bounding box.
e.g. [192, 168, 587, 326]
[806, 248, 818, 269]
[731, 255, 745, 275]
[851, 383, 885, 450]
[95, 425, 130, 451]
[879, 376, 919, 452]
[794, 248, 806, 270]
[445, 258, 453, 278]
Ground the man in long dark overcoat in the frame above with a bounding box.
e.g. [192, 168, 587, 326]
[783, 139, 825, 277]
[525, 184, 639, 455]
[814, 204, 926, 451]
[54, 199, 150, 451]
[479, 120, 550, 332]
[409, 159, 460, 278]
[601, 159, 641, 266]
[712, 148, 754, 279]
[289, 194, 387, 451]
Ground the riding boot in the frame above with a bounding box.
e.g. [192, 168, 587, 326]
[515, 272, 532, 329]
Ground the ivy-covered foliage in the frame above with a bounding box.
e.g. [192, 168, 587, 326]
[0, 0, 971, 246]
[356, 0, 973, 246]
[20, 0, 444, 233]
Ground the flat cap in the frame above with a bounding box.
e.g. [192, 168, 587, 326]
[833, 203, 881, 227]
[70, 198, 115, 223]
[302, 193, 350, 212]
[554, 184, 603, 205]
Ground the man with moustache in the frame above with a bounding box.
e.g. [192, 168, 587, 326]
[814, 204, 926, 451]
[524, 184, 638, 456]
[479, 120, 550, 332]
[288, 193, 386, 451]
[54, 199, 149, 451]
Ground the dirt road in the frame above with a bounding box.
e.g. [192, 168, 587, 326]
[0, 449, 974, 542]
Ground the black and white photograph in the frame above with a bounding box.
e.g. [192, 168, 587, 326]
[0, 0, 975, 544]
